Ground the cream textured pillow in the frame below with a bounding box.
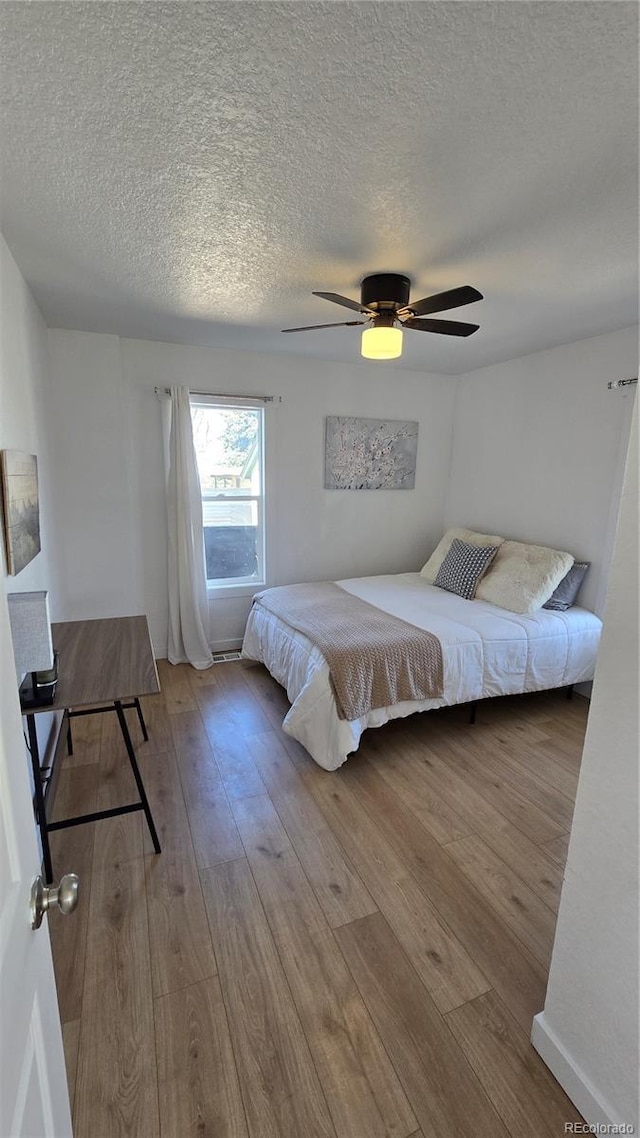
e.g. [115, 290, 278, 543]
[475, 541, 575, 613]
[420, 527, 505, 583]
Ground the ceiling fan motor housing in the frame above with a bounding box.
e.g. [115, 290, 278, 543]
[360, 273, 411, 312]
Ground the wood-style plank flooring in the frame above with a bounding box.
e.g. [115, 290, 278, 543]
[48, 659, 589, 1137]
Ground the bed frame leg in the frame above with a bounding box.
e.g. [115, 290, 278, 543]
[469, 702, 477, 725]
[566, 684, 574, 701]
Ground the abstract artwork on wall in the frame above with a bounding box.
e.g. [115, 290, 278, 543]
[0, 450, 41, 575]
[324, 415, 419, 490]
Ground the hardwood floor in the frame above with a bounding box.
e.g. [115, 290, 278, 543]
[48, 662, 589, 1137]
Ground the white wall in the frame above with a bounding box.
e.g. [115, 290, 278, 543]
[0, 235, 59, 757]
[0, 236, 57, 600]
[45, 331, 145, 624]
[446, 326, 638, 615]
[532, 397, 639, 1130]
[46, 323, 636, 655]
[47, 330, 457, 653]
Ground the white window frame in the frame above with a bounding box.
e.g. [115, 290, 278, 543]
[190, 393, 266, 593]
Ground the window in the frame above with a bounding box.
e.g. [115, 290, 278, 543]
[190, 395, 265, 587]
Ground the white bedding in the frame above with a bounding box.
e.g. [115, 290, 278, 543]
[242, 572, 602, 771]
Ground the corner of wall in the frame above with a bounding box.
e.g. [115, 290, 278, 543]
[441, 371, 464, 531]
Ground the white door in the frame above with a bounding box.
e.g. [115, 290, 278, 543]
[0, 585, 72, 1138]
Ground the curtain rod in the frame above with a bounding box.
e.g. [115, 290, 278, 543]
[608, 377, 637, 390]
[154, 386, 278, 402]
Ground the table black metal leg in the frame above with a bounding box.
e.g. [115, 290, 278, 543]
[114, 700, 161, 854]
[27, 716, 54, 884]
[134, 697, 148, 741]
[67, 720, 73, 756]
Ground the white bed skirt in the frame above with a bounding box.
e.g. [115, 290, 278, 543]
[242, 573, 602, 771]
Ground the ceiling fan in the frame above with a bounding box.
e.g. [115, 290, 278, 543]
[282, 273, 483, 360]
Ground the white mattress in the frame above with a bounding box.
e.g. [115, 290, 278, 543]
[242, 573, 602, 771]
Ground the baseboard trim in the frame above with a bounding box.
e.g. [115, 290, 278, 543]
[531, 1012, 628, 1129]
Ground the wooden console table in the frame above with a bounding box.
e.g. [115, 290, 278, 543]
[23, 615, 162, 883]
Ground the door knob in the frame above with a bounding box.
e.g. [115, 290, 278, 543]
[30, 873, 79, 930]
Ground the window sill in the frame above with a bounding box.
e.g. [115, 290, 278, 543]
[206, 581, 265, 600]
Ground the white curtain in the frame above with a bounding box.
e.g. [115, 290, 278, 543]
[162, 386, 213, 669]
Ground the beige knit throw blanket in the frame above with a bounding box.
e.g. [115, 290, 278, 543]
[254, 582, 443, 720]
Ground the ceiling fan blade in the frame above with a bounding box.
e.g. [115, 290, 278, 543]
[312, 291, 375, 314]
[282, 320, 366, 333]
[404, 318, 479, 337]
[401, 285, 483, 317]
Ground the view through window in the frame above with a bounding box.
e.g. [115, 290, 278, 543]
[190, 397, 265, 585]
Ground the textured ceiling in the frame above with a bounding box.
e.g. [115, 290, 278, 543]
[0, 1, 637, 374]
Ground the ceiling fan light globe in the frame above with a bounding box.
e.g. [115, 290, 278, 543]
[361, 325, 403, 361]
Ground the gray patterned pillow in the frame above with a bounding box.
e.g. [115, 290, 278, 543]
[434, 538, 500, 600]
[543, 562, 590, 610]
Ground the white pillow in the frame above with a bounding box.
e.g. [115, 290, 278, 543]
[420, 527, 505, 583]
[475, 540, 574, 613]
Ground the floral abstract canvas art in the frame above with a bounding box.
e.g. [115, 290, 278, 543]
[324, 416, 419, 490]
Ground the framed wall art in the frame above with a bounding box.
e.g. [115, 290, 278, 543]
[324, 415, 419, 490]
[1, 450, 41, 575]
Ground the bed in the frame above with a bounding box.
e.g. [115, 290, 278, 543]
[242, 571, 602, 771]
